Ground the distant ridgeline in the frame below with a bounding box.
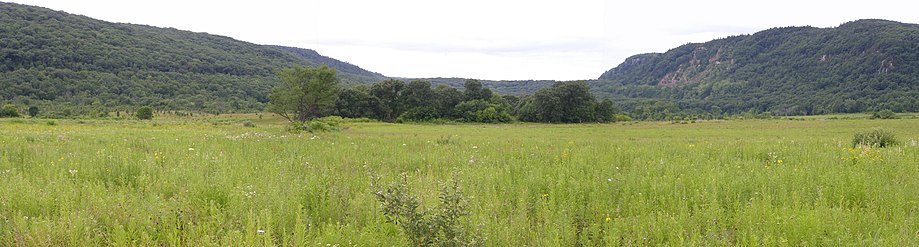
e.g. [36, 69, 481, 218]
[0, 2, 384, 115]
[595, 19, 919, 119]
[3, 0, 919, 119]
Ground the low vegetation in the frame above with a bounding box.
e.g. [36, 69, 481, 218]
[2, 115, 918, 245]
[135, 106, 154, 120]
[852, 127, 899, 147]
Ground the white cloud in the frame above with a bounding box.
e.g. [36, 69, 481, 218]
[8, 0, 919, 80]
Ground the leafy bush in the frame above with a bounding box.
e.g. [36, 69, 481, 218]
[27, 106, 39, 118]
[852, 127, 898, 147]
[289, 118, 341, 133]
[397, 106, 439, 123]
[136, 106, 154, 120]
[0, 104, 20, 118]
[871, 109, 898, 119]
[614, 114, 633, 122]
[454, 100, 513, 123]
[374, 175, 481, 246]
[242, 121, 256, 127]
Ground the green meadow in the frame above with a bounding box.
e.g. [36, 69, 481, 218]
[2, 116, 918, 246]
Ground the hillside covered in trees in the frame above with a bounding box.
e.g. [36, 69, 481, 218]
[597, 19, 919, 118]
[0, 2, 384, 114]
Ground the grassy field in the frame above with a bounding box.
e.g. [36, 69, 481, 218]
[1, 115, 918, 246]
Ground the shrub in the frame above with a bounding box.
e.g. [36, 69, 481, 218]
[28, 106, 39, 118]
[374, 175, 481, 246]
[242, 121, 256, 127]
[614, 114, 632, 122]
[0, 104, 20, 118]
[289, 118, 341, 133]
[871, 109, 898, 119]
[852, 127, 898, 147]
[136, 106, 154, 120]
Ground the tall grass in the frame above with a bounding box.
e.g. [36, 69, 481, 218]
[1, 117, 918, 245]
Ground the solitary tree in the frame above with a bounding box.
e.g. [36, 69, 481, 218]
[267, 66, 340, 123]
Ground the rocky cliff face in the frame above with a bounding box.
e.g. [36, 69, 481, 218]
[598, 20, 919, 89]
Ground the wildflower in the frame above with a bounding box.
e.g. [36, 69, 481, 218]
[68, 169, 77, 176]
[777, 159, 783, 164]
[472, 145, 478, 149]
[605, 216, 611, 222]
[257, 229, 265, 234]
[607, 178, 613, 182]
[188, 147, 195, 151]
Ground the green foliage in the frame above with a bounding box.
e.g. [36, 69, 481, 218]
[598, 19, 919, 118]
[242, 121, 256, 127]
[593, 99, 618, 122]
[521, 81, 602, 123]
[335, 87, 383, 119]
[871, 109, 898, 119]
[0, 104, 20, 118]
[135, 106, 153, 120]
[432, 85, 464, 118]
[454, 100, 512, 123]
[267, 66, 340, 123]
[852, 127, 898, 147]
[463, 79, 493, 102]
[4, 116, 919, 244]
[397, 106, 439, 123]
[370, 79, 407, 121]
[375, 175, 481, 246]
[403, 80, 435, 109]
[27, 106, 39, 117]
[289, 118, 341, 133]
[0, 3, 383, 113]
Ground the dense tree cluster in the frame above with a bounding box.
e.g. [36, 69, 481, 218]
[331, 79, 514, 123]
[322, 78, 618, 123]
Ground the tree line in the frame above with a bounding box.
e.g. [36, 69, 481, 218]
[268, 66, 627, 124]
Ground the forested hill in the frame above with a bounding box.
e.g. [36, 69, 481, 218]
[596, 19, 919, 117]
[0, 2, 385, 113]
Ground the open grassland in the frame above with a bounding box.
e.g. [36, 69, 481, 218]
[2, 116, 919, 246]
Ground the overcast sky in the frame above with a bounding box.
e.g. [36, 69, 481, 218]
[9, 0, 919, 80]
